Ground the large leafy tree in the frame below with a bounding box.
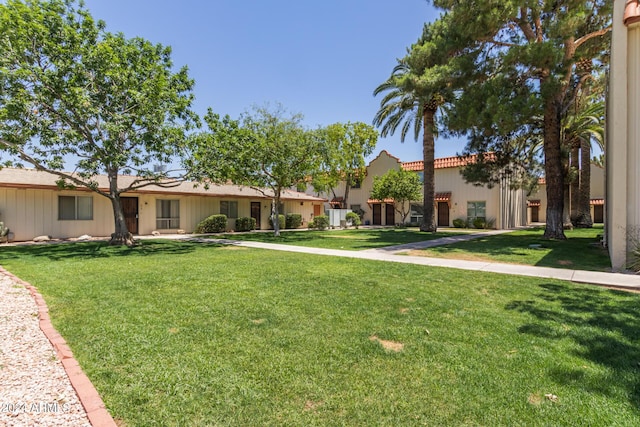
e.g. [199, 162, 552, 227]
[0, 0, 198, 245]
[430, 0, 611, 239]
[188, 105, 324, 236]
[370, 168, 423, 225]
[311, 122, 377, 208]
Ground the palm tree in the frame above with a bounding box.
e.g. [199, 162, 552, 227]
[373, 60, 443, 232]
[563, 100, 604, 228]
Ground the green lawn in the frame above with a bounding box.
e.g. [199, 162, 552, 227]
[1, 240, 638, 426]
[408, 226, 610, 271]
[216, 227, 471, 250]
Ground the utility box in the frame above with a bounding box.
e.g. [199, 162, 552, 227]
[327, 209, 350, 227]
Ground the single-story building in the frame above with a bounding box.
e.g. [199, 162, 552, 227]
[0, 168, 326, 241]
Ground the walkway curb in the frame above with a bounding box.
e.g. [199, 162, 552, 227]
[0, 267, 117, 427]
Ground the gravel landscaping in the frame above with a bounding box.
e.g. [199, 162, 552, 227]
[0, 273, 91, 427]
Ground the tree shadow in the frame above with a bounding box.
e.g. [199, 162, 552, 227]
[0, 239, 214, 261]
[506, 283, 640, 408]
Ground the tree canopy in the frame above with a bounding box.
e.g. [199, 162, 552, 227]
[0, 0, 198, 245]
[188, 105, 325, 236]
[422, 0, 612, 239]
[311, 121, 377, 208]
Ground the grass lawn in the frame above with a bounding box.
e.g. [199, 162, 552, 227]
[1, 240, 639, 426]
[407, 226, 610, 271]
[216, 227, 471, 251]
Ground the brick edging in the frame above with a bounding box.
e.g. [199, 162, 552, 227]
[0, 267, 117, 427]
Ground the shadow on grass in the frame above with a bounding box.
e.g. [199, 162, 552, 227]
[507, 283, 640, 408]
[0, 239, 216, 261]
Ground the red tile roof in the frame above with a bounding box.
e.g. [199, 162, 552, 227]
[367, 198, 395, 204]
[590, 198, 604, 206]
[402, 153, 496, 171]
[527, 200, 541, 207]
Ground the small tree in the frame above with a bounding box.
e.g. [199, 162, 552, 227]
[370, 168, 422, 225]
[0, 0, 198, 245]
[188, 105, 324, 236]
[312, 122, 377, 207]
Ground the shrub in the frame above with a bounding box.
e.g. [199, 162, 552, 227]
[452, 218, 468, 228]
[485, 217, 496, 229]
[195, 214, 227, 233]
[235, 217, 256, 232]
[310, 215, 330, 230]
[345, 212, 361, 228]
[285, 213, 302, 229]
[472, 217, 486, 229]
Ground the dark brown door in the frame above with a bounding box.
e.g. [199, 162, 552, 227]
[121, 197, 139, 234]
[314, 204, 322, 217]
[594, 205, 604, 223]
[531, 206, 539, 223]
[251, 202, 261, 229]
[372, 204, 382, 225]
[385, 204, 395, 226]
[437, 202, 449, 227]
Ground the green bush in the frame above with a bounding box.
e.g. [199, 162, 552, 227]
[452, 218, 468, 228]
[270, 214, 286, 230]
[235, 217, 256, 232]
[195, 214, 228, 233]
[472, 217, 486, 229]
[285, 213, 302, 229]
[345, 212, 361, 228]
[310, 215, 330, 230]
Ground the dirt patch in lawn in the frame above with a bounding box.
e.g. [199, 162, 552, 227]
[370, 335, 404, 352]
[406, 250, 492, 263]
[303, 400, 324, 412]
[251, 318, 267, 325]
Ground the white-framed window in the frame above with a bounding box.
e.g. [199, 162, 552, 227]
[220, 201, 238, 218]
[156, 199, 180, 229]
[410, 203, 423, 223]
[467, 201, 486, 221]
[58, 195, 93, 220]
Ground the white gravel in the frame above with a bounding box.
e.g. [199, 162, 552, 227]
[0, 273, 91, 427]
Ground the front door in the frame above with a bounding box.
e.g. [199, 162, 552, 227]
[251, 202, 261, 229]
[385, 204, 395, 226]
[437, 202, 450, 227]
[121, 197, 139, 234]
[594, 205, 604, 223]
[314, 204, 322, 217]
[531, 206, 539, 223]
[372, 204, 382, 225]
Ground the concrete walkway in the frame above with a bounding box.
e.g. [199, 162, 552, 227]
[190, 236, 640, 292]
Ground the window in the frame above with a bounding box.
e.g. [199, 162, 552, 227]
[416, 171, 424, 183]
[351, 180, 361, 189]
[156, 200, 180, 229]
[467, 201, 486, 221]
[410, 203, 423, 223]
[350, 204, 361, 212]
[58, 195, 93, 220]
[220, 201, 238, 218]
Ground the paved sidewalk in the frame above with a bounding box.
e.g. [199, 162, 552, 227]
[196, 237, 640, 292]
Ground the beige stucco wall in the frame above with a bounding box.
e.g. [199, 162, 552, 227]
[0, 187, 320, 241]
[607, 0, 639, 270]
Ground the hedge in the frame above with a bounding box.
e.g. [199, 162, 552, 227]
[235, 217, 256, 232]
[195, 214, 227, 233]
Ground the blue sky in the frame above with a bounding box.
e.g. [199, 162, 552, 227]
[82, 0, 467, 163]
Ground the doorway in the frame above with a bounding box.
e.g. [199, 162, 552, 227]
[437, 202, 450, 227]
[385, 204, 395, 226]
[372, 204, 381, 225]
[121, 197, 139, 234]
[251, 202, 261, 229]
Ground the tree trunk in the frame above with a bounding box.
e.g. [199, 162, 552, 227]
[575, 138, 593, 227]
[420, 108, 437, 232]
[563, 183, 573, 230]
[569, 142, 580, 224]
[109, 195, 135, 246]
[107, 170, 135, 246]
[542, 99, 567, 240]
[271, 191, 281, 237]
[343, 179, 351, 209]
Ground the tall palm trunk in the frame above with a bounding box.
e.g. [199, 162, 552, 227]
[420, 108, 437, 232]
[575, 138, 593, 227]
[569, 142, 580, 224]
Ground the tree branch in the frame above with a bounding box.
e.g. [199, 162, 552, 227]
[574, 26, 612, 49]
